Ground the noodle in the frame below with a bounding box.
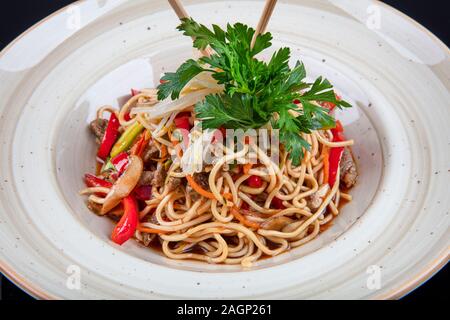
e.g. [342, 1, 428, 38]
[82, 72, 356, 267]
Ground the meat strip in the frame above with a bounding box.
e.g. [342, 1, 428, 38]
[142, 143, 159, 166]
[89, 118, 108, 145]
[138, 165, 166, 188]
[339, 147, 357, 188]
[193, 172, 209, 190]
[152, 165, 166, 187]
[166, 176, 182, 192]
[138, 171, 154, 186]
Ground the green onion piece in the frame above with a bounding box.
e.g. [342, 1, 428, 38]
[110, 122, 144, 158]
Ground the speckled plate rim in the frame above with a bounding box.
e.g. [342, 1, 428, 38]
[0, 0, 448, 300]
[0, 3, 78, 301]
[356, 0, 450, 299]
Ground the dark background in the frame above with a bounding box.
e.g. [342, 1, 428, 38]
[0, 0, 448, 301]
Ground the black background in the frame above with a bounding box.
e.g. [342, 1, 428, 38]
[0, 0, 448, 301]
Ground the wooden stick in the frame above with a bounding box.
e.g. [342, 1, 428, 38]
[168, 0, 189, 19]
[167, 0, 212, 56]
[251, 0, 278, 48]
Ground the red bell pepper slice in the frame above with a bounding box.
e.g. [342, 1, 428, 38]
[84, 174, 113, 188]
[133, 185, 152, 201]
[174, 112, 192, 131]
[110, 152, 129, 175]
[328, 120, 345, 187]
[328, 147, 344, 188]
[111, 195, 139, 245]
[333, 119, 344, 132]
[173, 112, 192, 149]
[97, 113, 120, 160]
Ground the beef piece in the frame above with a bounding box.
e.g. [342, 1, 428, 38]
[252, 193, 268, 206]
[138, 165, 166, 188]
[152, 165, 166, 187]
[87, 199, 123, 217]
[142, 143, 159, 165]
[307, 193, 322, 210]
[340, 147, 357, 188]
[166, 176, 182, 192]
[142, 233, 155, 246]
[193, 172, 209, 190]
[139, 171, 154, 186]
[307, 184, 329, 210]
[89, 118, 108, 144]
[187, 185, 202, 202]
[87, 200, 102, 215]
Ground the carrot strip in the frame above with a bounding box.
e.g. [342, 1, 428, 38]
[243, 163, 253, 174]
[186, 175, 234, 201]
[186, 175, 216, 200]
[130, 130, 150, 157]
[223, 192, 233, 201]
[144, 130, 151, 141]
[231, 207, 260, 229]
[322, 146, 329, 184]
[129, 133, 143, 156]
[160, 144, 168, 158]
[136, 225, 168, 234]
[138, 139, 149, 157]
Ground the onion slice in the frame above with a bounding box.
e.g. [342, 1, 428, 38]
[100, 155, 143, 214]
[131, 88, 221, 119]
[261, 216, 294, 231]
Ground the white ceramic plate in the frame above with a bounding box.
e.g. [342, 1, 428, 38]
[0, 0, 448, 299]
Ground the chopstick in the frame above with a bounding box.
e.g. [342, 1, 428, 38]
[251, 0, 278, 48]
[167, 0, 212, 56]
[168, 0, 278, 52]
[168, 0, 189, 20]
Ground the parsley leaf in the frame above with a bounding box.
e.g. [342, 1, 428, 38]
[280, 131, 310, 164]
[157, 18, 352, 165]
[158, 59, 205, 100]
[300, 76, 351, 109]
[195, 93, 262, 129]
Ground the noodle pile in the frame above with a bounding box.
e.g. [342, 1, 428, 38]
[81, 79, 355, 267]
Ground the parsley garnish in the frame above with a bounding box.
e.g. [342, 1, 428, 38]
[157, 18, 351, 165]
